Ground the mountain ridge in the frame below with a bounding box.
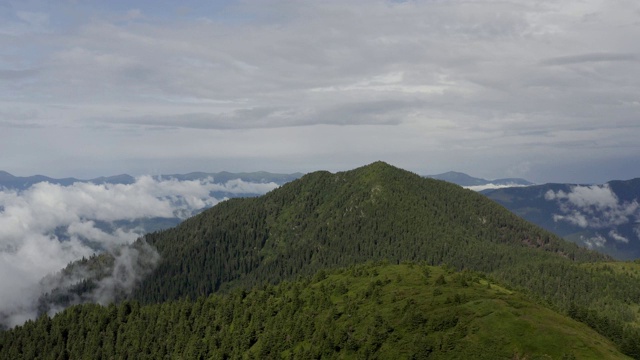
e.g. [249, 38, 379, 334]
[0, 170, 304, 190]
[427, 171, 533, 188]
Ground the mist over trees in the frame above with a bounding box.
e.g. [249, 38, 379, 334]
[0, 174, 282, 327]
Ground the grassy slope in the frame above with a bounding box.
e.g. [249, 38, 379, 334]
[293, 263, 628, 359]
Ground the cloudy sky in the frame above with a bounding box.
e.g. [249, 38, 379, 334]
[1, 0, 639, 183]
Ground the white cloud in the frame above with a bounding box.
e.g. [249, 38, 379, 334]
[546, 185, 640, 228]
[0, 233, 92, 327]
[67, 221, 139, 247]
[546, 185, 620, 210]
[90, 241, 160, 306]
[212, 178, 280, 194]
[608, 229, 629, 243]
[465, 183, 530, 192]
[582, 233, 607, 249]
[552, 211, 589, 228]
[0, 176, 278, 327]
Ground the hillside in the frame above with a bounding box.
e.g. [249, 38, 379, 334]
[134, 162, 604, 302]
[21, 162, 640, 357]
[484, 178, 640, 260]
[0, 263, 630, 359]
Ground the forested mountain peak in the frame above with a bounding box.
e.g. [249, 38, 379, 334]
[133, 161, 607, 303]
[349, 160, 401, 177]
[290, 161, 405, 186]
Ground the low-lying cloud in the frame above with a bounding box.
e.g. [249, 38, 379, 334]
[545, 184, 640, 229]
[0, 176, 278, 328]
[37, 240, 161, 324]
[465, 183, 531, 192]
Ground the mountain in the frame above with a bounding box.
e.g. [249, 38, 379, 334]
[427, 171, 533, 189]
[155, 170, 304, 185]
[133, 161, 603, 302]
[0, 170, 81, 190]
[0, 170, 302, 190]
[0, 263, 629, 359]
[484, 178, 640, 260]
[84, 174, 136, 185]
[4, 162, 640, 357]
[124, 162, 640, 355]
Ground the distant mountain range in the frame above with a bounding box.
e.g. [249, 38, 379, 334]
[0, 170, 95, 190]
[1, 169, 534, 190]
[0, 170, 303, 190]
[426, 171, 533, 189]
[3, 169, 534, 191]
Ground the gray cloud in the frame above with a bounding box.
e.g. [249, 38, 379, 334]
[1, 0, 640, 183]
[103, 100, 410, 130]
[0, 68, 39, 80]
[540, 53, 638, 66]
[464, 183, 531, 192]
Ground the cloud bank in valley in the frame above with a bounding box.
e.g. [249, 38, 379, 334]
[545, 185, 639, 229]
[0, 176, 278, 327]
[464, 183, 531, 192]
[545, 184, 640, 248]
